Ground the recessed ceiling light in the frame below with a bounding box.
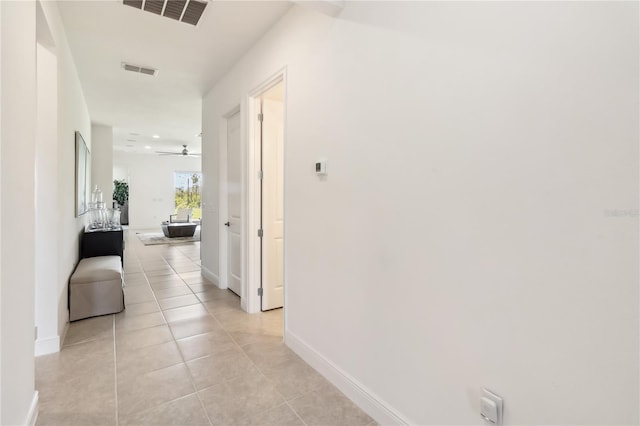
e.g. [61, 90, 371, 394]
[153, 135, 160, 139]
[145, 145, 151, 149]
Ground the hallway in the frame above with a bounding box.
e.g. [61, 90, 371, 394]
[35, 231, 374, 426]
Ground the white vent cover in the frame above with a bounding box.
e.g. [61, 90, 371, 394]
[123, 0, 208, 26]
[121, 62, 158, 76]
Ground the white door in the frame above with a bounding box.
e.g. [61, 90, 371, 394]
[261, 95, 284, 310]
[227, 111, 242, 296]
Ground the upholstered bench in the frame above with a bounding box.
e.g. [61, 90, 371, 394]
[69, 255, 124, 321]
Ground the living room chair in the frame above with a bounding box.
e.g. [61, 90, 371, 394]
[170, 208, 192, 223]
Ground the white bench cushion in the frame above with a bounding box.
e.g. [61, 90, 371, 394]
[71, 256, 122, 284]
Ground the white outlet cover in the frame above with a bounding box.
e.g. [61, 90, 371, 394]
[481, 388, 503, 425]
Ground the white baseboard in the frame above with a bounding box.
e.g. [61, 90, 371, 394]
[285, 330, 411, 426]
[25, 391, 39, 426]
[201, 266, 221, 287]
[34, 335, 61, 356]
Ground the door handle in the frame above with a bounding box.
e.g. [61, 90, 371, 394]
[224, 222, 230, 227]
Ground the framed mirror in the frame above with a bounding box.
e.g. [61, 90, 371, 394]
[75, 131, 91, 216]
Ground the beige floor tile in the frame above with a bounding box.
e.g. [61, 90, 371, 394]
[149, 279, 187, 291]
[121, 300, 160, 317]
[186, 348, 255, 390]
[169, 316, 223, 340]
[64, 315, 113, 346]
[179, 270, 203, 280]
[117, 363, 195, 417]
[239, 403, 304, 426]
[123, 278, 149, 287]
[145, 268, 176, 277]
[141, 262, 170, 271]
[228, 330, 284, 347]
[262, 357, 329, 401]
[240, 337, 298, 370]
[163, 304, 210, 323]
[159, 294, 200, 310]
[37, 339, 114, 393]
[119, 393, 209, 426]
[287, 383, 373, 426]
[172, 264, 202, 274]
[154, 285, 193, 299]
[147, 274, 184, 284]
[188, 282, 219, 294]
[198, 373, 284, 425]
[38, 368, 115, 414]
[116, 324, 173, 352]
[36, 411, 116, 426]
[203, 297, 242, 315]
[115, 311, 165, 333]
[123, 287, 156, 304]
[123, 272, 146, 282]
[176, 330, 237, 361]
[195, 288, 237, 302]
[183, 276, 205, 285]
[117, 340, 183, 379]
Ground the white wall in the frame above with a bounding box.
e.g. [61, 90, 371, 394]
[91, 124, 113, 205]
[0, 1, 37, 424]
[113, 151, 200, 230]
[202, 3, 639, 425]
[35, 40, 60, 357]
[38, 0, 92, 342]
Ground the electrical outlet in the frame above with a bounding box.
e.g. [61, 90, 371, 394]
[480, 389, 503, 425]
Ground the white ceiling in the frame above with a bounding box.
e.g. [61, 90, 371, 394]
[57, 0, 292, 154]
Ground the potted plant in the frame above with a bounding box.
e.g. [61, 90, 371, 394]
[113, 180, 129, 225]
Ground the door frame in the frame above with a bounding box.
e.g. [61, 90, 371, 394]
[244, 68, 287, 314]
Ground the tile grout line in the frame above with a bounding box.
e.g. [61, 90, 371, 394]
[285, 399, 309, 426]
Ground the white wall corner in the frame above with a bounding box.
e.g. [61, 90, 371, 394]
[201, 266, 220, 288]
[25, 391, 38, 426]
[285, 329, 411, 426]
[290, 0, 344, 17]
[34, 335, 61, 356]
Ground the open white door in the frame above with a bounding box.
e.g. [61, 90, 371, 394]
[261, 89, 284, 310]
[226, 111, 242, 296]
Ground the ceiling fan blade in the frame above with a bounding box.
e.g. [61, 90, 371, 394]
[186, 154, 201, 157]
[156, 152, 180, 155]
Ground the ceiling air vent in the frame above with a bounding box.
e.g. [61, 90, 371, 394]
[121, 62, 158, 77]
[123, 0, 208, 26]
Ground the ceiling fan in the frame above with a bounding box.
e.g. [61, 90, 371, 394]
[156, 144, 201, 157]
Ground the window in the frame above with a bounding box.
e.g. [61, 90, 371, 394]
[174, 171, 202, 220]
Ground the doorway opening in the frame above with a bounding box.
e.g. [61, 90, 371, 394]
[220, 73, 285, 315]
[256, 81, 285, 312]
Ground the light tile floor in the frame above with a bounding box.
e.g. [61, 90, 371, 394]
[36, 231, 375, 426]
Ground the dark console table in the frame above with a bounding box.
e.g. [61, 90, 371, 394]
[81, 226, 124, 264]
